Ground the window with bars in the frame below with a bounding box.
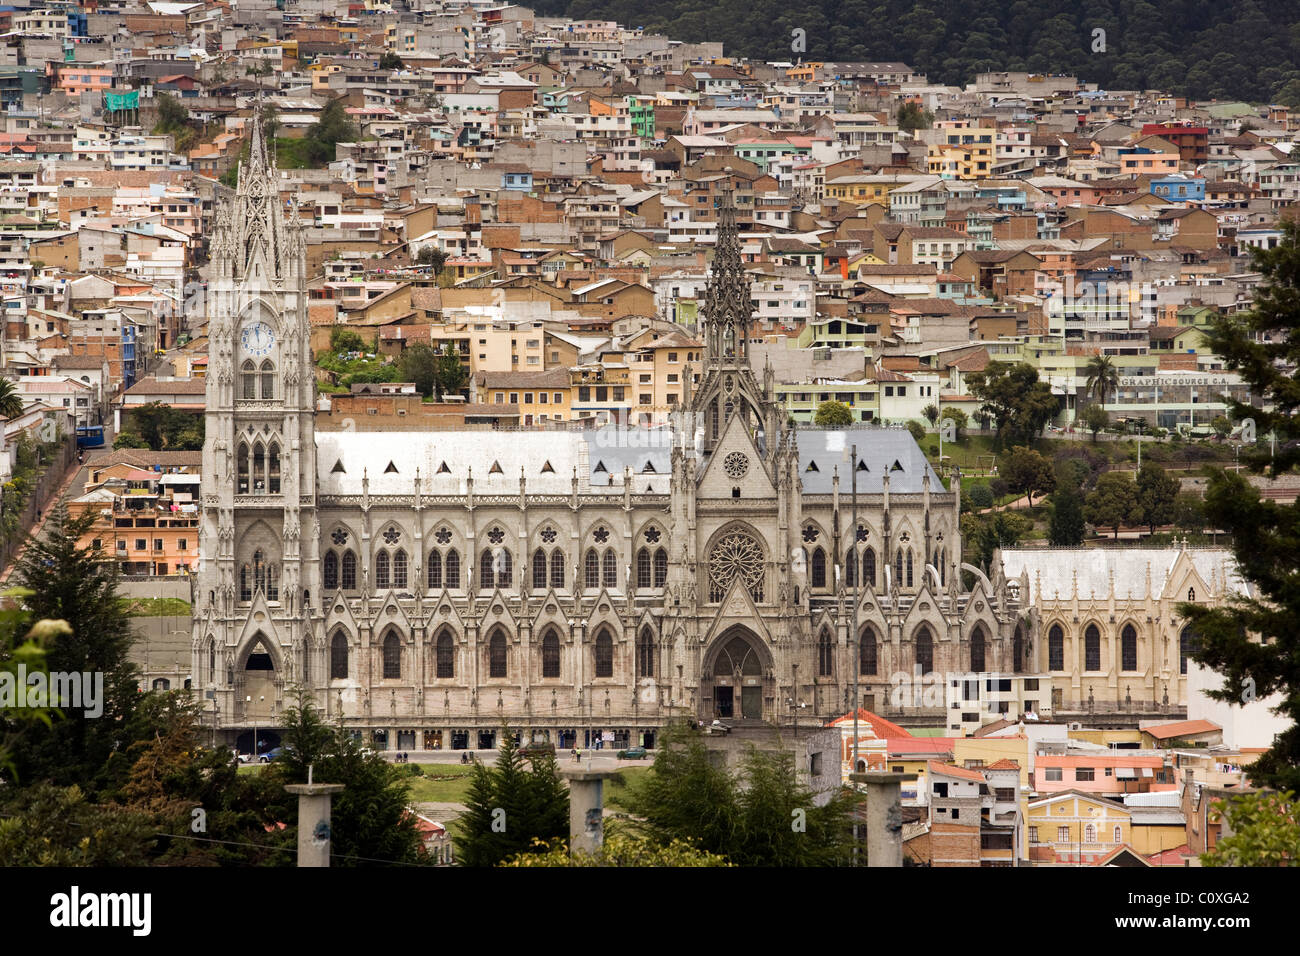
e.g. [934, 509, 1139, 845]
[541, 630, 560, 678]
[811, 548, 826, 588]
[818, 630, 833, 676]
[376, 551, 391, 588]
[602, 549, 617, 588]
[324, 551, 338, 590]
[445, 550, 459, 588]
[594, 629, 613, 678]
[915, 627, 933, 673]
[435, 631, 454, 678]
[427, 550, 442, 588]
[550, 550, 564, 588]
[489, 631, 507, 678]
[637, 548, 651, 589]
[653, 548, 667, 587]
[860, 628, 877, 675]
[533, 548, 548, 590]
[382, 632, 401, 679]
[392, 550, 407, 589]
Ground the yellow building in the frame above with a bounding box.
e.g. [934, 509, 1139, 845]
[927, 124, 996, 180]
[1028, 791, 1132, 865]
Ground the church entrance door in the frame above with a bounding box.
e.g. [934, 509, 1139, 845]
[741, 686, 762, 720]
[716, 686, 734, 718]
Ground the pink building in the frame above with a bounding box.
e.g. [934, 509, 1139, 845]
[1031, 753, 1175, 795]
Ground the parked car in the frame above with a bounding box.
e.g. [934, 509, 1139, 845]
[258, 747, 285, 763]
[520, 740, 556, 758]
[617, 746, 648, 760]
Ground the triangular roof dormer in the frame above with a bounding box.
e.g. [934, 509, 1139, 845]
[331, 459, 345, 473]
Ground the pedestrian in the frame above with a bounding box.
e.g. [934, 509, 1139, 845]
[570, 748, 577, 762]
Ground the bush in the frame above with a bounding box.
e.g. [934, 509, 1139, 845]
[906, 420, 925, 441]
[989, 477, 1009, 499]
[967, 483, 994, 509]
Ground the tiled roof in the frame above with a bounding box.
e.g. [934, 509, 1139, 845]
[825, 708, 912, 739]
[1142, 719, 1221, 740]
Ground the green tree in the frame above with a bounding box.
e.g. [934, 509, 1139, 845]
[814, 400, 854, 427]
[922, 403, 939, 426]
[502, 833, 733, 866]
[1178, 220, 1300, 790]
[455, 728, 569, 866]
[896, 100, 933, 132]
[0, 782, 155, 865]
[967, 482, 994, 510]
[1211, 415, 1233, 440]
[416, 244, 448, 274]
[730, 746, 856, 866]
[378, 51, 404, 70]
[305, 97, 359, 166]
[1201, 791, 1299, 866]
[113, 429, 149, 450]
[940, 406, 968, 439]
[8, 506, 141, 794]
[966, 361, 1059, 447]
[1081, 403, 1109, 442]
[397, 343, 439, 397]
[906, 420, 925, 442]
[1048, 483, 1086, 546]
[1083, 354, 1119, 406]
[1000, 446, 1055, 506]
[0, 590, 55, 779]
[329, 327, 366, 353]
[0, 377, 24, 420]
[1172, 491, 1206, 533]
[434, 342, 468, 399]
[1136, 460, 1180, 533]
[961, 510, 1032, 572]
[1084, 472, 1140, 539]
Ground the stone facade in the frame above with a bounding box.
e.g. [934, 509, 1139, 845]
[192, 119, 1025, 751]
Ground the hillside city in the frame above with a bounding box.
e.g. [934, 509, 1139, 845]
[0, 1, 1297, 874]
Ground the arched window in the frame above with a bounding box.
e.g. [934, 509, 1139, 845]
[330, 631, 348, 679]
[915, 626, 933, 674]
[382, 632, 401, 679]
[436, 631, 454, 679]
[427, 550, 442, 589]
[1121, 624, 1138, 671]
[895, 547, 903, 586]
[268, 442, 281, 494]
[584, 549, 600, 589]
[252, 442, 265, 492]
[602, 549, 618, 589]
[637, 628, 654, 678]
[860, 627, 877, 676]
[1013, 629, 1024, 674]
[971, 628, 986, 672]
[1049, 624, 1064, 671]
[1084, 824, 1096, 844]
[208, 639, 216, 684]
[260, 359, 274, 399]
[489, 631, 507, 678]
[541, 630, 561, 678]
[637, 548, 651, 590]
[550, 550, 564, 589]
[845, 548, 857, 587]
[252, 549, 266, 594]
[1085, 624, 1101, 672]
[864, 547, 876, 589]
[533, 548, 548, 590]
[818, 629, 834, 677]
[445, 550, 460, 588]
[811, 547, 826, 589]
[594, 629, 613, 678]
[324, 551, 338, 590]
[480, 549, 495, 589]
[1114, 825, 1122, 844]
[241, 359, 256, 399]
[1180, 626, 1197, 675]
[375, 550, 391, 588]
[237, 441, 250, 493]
[905, 548, 914, 588]
[392, 550, 408, 588]
[342, 550, 356, 590]
[653, 548, 667, 588]
[497, 549, 512, 588]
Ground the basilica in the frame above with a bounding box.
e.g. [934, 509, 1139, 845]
[192, 116, 1032, 753]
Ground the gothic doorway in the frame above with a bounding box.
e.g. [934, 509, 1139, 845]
[704, 628, 769, 721]
[241, 633, 278, 722]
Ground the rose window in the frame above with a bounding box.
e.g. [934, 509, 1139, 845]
[644, 527, 661, 544]
[723, 451, 749, 479]
[331, 529, 348, 546]
[541, 527, 557, 543]
[593, 528, 610, 544]
[709, 531, 764, 602]
[487, 528, 505, 545]
[802, 525, 819, 543]
[382, 527, 400, 545]
[434, 529, 452, 545]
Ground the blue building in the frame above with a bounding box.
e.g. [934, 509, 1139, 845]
[1149, 175, 1205, 202]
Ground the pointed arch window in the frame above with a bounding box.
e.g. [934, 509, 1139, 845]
[375, 550, 391, 588]
[971, 628, 986, 672]
[489, 631, 507, 678]
[330, 631, 348, 679]
[653, 548, 667, 588]
[637, 548, 651, 590]
[584, 549, 600, 589]
[382, 631, 401, 679]
[252, 442, 265, 492]
[436, 631, 455, 679]
[818, 629, 834, 677]
[237, 441, 250, 493]
[860, 626, 877, 676]
[864, 547, 876, 589]
[845, 548, 857, 587]
[637, 628, 654, 678]
[811, 547, 826, 589]
[542, 630, 561, 678]
[1085, 624, 1101, 672]
[905, 548, 914, 588]
[594, 629, 613, 678]
[602, 549, 617, 589]
[427, 549, 442, 589]
[533, 548, 548, 590]
[1121, 624, 1138, 672]
[260, 359, 275, 399]
[324, 550, 338, 590]
[268, 442, 281, 494]
[445, 550, 460, 588]
[241, 360, 257, 399]
[1013, 628, 1024, 674]
[341, 550, 357, 590]
[549, 550, 564, 589]
[1048, 624, 1064, 671]
[915, 626, 933, 674]
[208, 638, 216, 684]
[392, 549, 408, 589]
[1180, 626, 1197, 675]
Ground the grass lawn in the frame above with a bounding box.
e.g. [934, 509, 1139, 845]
[917, 434, 999, 475]
[123, 597, 192, 616]
[402, 765, 477, 804]
[603, 766, 653, 810]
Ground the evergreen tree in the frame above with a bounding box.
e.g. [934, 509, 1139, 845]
[1083, 472, 1140, 539]
[965, 361, 1059, 448]
[434, 342, 468, 398]
[1180, 219, 1300, 790]
[1136, 461, 1180, 533]
[397, 343, 439, 398]
[9, 506, 141, 795]
[1048, 484, 1086, 546]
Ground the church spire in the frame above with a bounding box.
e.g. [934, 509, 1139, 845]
[701, 170, 751, 366]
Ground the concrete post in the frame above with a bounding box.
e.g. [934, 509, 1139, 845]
[850, 771, 915, 868]
[563, 768, 611, 856]
[284, 782, 346, 867]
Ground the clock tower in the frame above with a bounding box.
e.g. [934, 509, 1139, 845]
[193, 109, 321, 738]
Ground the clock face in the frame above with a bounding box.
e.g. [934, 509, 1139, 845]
[241, 321, 276, 357]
